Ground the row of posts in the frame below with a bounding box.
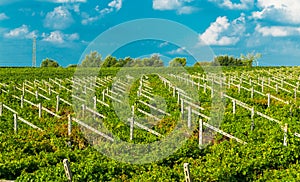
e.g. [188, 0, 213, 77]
[232, 99, 288, 146]
[61, 158, 191, 182]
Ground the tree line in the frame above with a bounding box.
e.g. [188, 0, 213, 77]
[79, 51, 187, 68]
[40, 51, 261, 68]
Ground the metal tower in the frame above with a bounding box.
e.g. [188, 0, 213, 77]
[32, 36, 36, 67]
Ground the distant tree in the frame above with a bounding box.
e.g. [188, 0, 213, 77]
[142, 54, 164, 67]
[116, 57, 133, 67]
[41, 58, 59, 67]
[102, 55, 117, 67]
[114, 58, 125, 67]
[212, 55, 244, 66]
[80, 51, 102, 67]
[169, 57, 187, 67]
[133, 58, 143, 67]
[240, 52, 262, 67]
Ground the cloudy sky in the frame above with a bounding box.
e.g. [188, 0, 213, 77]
[0, 0, 300, 66]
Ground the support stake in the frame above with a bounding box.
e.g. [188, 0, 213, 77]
[63, 159, 72, 182]
[183, 163, 191, 182]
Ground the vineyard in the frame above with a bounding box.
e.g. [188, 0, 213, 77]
[1, 67, 300, 181]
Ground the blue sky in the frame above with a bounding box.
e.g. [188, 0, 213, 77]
[0, 0, 300, 67]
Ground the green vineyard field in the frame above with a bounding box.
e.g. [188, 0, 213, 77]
[1, 67, 300, 181]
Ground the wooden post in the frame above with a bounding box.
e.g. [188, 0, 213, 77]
[56, 95, 60, 112]
[82, 104, 86, 118]
[251, 87, 254, 99]
[130, 106, 134, 141]
[48, 86, 51, 95]
[204, 83, 207, 93]
[173, 87, 176, 97]
[283, 123, 288, 146]
[22, 82, 25, 96]
[220, 79, 223, 88]
[38, 103, 42, 118]
[21, 95, 24, 108]
[251, 107, 255, 131]
[211, 86, 214, 98]
[267, 93, 270, 107]
[183, 163, 191, 182]
[250, 79, 252, 86]
[232, 100, 236, 114]
[68, 115, 72, 136]
[181, 98, 184, 120]
[199, 119, 203, 148]
[93, 96, 97, 118]
[102, 91, 105, 102]
[0, 102, 2, 116]
[35, 91, 38, 100]
[187, 106, 191, 129]
[261, 80, 264, 92]
[84, 85, 87, 94]
[238, 84, 241, 94]
[294, 88, 297, 101]
[63, 159, 72, 182]
[14, 114, 18, 134]
[93, 96, 97, 110]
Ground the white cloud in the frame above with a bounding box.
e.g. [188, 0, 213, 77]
[4, 25, 37, 39]
[72, 4, 80, 13]
[99, 8, 114, 16]
[108, 0, 122, 11]
[252, 0, 300, 24]
[81, 15, 99, 25]
[159, 41, 169, 48]
[0, 0, 86, 5]
[81, 0, 122, 25]
[153, 0, 198, 14]
[153, 0, 181, 10]
[44, 6, 74, 30]
[0, 13, 9, 20]
[199, 14, 246, 46]
[255, 25, 300, 37]
[177, 6, 197, 15]
[42, 31, 79, 44]
[168, 47, 187, 55]
[209, 0, 254, 10]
